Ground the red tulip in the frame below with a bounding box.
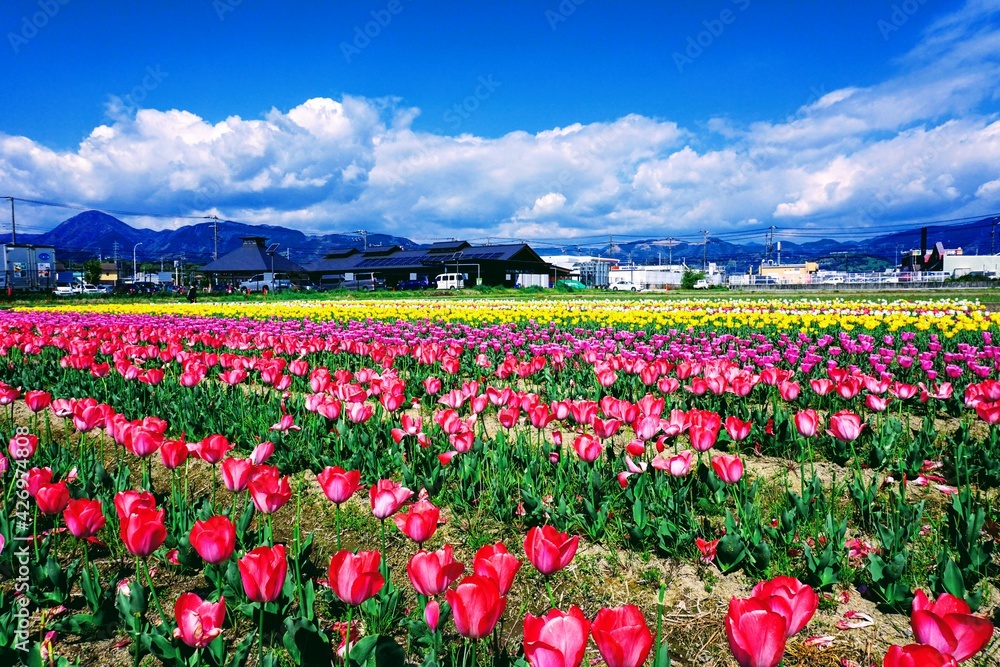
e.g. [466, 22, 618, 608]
[473, 542, 522, 596]
[724, 416, 752, 442]
[711, 454, 744, 484]
[524, 606, 590, 667]
[883, 644, 958, 667]
[750, 576, 818, 637]
[114, 490, 156, 521]
[24, 390, 52, 413]
[173, 592, 225, 649]
[35, 482, 70, 515]
[393, 499, 441, 544]
[221, 457, 254, 492]
[192, 434, 232, 465]
[238, 544, 287, 603]
[425, 600, 441, 632]
[696, 537, 719, 564]
[159, 438, 189, 470]
[63, 498, 106, 539]
[247, 466, 292, 514]
[793, 409, 820, 438]
[725, 597, 787, 667]
[688, 409, 721, 452]
[328, 550, 385, 606]
[369, 479, 413, 519]
[407, 544, 465, 597]
[446, 575, 506, 639]
[121, 508, 167, 558]
[910, 590, 994, 663]
[827, 410, 863, 442]
[590, 605, 654, 667]
[189, 516, 237, 565]
[317, 466, 362, 504]
[524, 525, 579, 576]
[25, 467, 53, 496]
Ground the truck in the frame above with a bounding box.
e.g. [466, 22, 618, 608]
[238, 272, 292, 294]
[0, 245, 56, 292]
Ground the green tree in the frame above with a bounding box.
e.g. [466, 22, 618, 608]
[681, 267, 704, 289]
[83, 258, 102, 286]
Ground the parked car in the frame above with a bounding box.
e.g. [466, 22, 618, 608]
[610, 281, 643, 292]
[435, 273, 465, 290]
[239, 273, 292, 294]
[113, 281, 159, 295]
[396, 278, 430, 291]
[693, 279, 711, 289]
[54, 282, 76, 296]
[822, 276, 845, 285]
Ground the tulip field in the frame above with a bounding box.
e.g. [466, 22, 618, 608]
[0, 296, 998, 667]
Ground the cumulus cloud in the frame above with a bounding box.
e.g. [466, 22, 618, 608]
[1, 1, 999, 242]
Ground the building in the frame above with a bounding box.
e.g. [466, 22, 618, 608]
[305, 241, 561, 288]
[99, 262, 119, 285]
[758, 261, 819, 285]
[199, 237, 309, 286]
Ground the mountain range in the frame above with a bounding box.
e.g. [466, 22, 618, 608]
[15, 211, 414, 266]
[13, 210, 999, 272]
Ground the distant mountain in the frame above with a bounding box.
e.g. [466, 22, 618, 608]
[17, 211, 416, 265]
[16, 210, 997, 272]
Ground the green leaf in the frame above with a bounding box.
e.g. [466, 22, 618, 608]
[942, 558, 967, 600]
[653, 641, 671, 667]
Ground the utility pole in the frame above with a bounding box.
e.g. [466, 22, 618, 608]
[667, 237, 675, 265]
[354, 229, 368, 250]
[5, 197, 14, 244]
[701, 230, 710, 271]
[212, 216, 220, 260]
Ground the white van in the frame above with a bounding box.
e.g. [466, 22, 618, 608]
[435, 273, 465, 290]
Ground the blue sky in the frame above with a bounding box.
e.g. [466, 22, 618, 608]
[1, 0, 998, 242]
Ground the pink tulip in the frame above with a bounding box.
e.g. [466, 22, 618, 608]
[750, 576, 818, 637]
[524, 606, 590, 667]
[369, 479, 413, 519]
[910, 590, 994, 663]
[524, 525, 579, 576]
[173, 593, 225, 649]
[711, 454, 744, 484]
[725, 597, 787, 667]
[590, 605, 653, 667]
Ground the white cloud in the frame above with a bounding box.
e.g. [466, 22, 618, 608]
[1, 1, 999, 242]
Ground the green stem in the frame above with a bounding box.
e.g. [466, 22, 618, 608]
[142, 559, 168, 626]
[545, 578, 555, 609]
[345, 604, 353, 665]
[258, 605, 265, 666]
[335, 503, 342, 551]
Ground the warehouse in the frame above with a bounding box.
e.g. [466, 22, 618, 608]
[304, 240, 562, 288]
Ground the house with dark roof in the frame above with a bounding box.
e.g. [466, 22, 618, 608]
[305, 241, 562, 288]
[199, 237, 309, 285]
